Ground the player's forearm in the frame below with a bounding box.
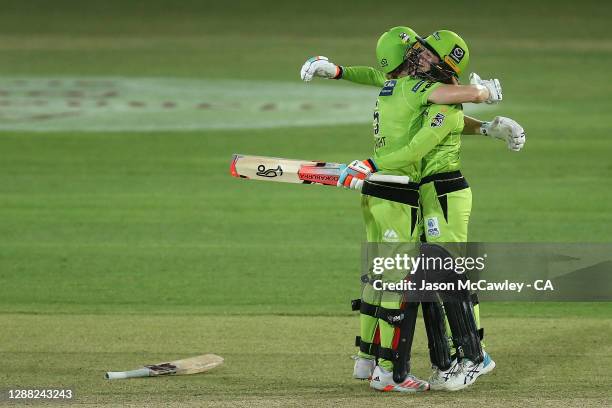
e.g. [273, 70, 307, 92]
[339, 66, 387, 87]
[462, 115, 484, 135]
[428, 84, 489, 105]
[375, 128, 444, 170]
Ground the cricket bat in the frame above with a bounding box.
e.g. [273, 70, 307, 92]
[104, 354, 223, 380]
[230, 154, 410, 186]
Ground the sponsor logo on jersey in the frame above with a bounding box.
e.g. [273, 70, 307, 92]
[430, 113, 445, 128]
[426, 217, 441, 237]
[383, 229, 399, 242]
[411, 80, 426, 92]
[379, 80, 397, 96]
[374, 136, 386, 149]
[421, 81, 434, 93]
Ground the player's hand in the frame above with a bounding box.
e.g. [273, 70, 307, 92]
[337, 159, 377, 190]
[469, 72, 502, 104]
[481, 116, 526, 151]
[300, 56, 340, 82]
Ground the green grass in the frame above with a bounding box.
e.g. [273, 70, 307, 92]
[0, 0, 611, 406]
[2, 311, 611, 407]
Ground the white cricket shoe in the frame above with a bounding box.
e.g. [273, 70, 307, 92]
[353, 356, 376, 380]
[443, 351, 496, 391]
[430, 351, 495, 391]
[480, 351, 496, 376]
[428, 359, 461, 391]
[369, 365, 429, 393]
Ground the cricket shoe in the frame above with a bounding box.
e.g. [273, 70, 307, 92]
[443, 353, 495, 392]
[430, 352, 495, 391]
[480, 351, 496, 376]
[428, 359, 461, 391]
[369, 366, 429, 393]
[353, 356, 376, 380]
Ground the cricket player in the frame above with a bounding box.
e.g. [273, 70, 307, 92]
[300, 27, 525, 392]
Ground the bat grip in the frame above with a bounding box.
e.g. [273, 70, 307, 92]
[367, 174, 411, 184]
[105, 368, 150, 380]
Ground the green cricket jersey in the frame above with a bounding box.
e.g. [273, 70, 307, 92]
[375, 103, 464, 174]
[340, 66, 464, 178]
[341, 66, 387, 87]
[419, 104, 463, 177]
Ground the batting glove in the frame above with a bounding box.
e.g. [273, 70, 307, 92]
[300, 56, 341, 82]
[481, 116, 526, 151]
[469, 72, 502, 104]
[337, 159, 377, 190]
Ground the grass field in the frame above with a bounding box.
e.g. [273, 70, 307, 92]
[0, 0, 611, 406]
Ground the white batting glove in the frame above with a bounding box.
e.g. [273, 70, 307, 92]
[337, 159, 376, 190]
[300, 56, 340, 82]
[481, 116, 526, 151]
[469, 72, 502, 104]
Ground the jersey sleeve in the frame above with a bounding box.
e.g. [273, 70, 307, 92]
[397, 79, 443, 106]
[374, 105, 459, 170]
[419, 81, 443, 105]
[340, 66, 387, 87]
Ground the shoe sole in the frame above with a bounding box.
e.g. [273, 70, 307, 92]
[444, 382, 471, 392]
[370, 382, 429, 393]
[480, 359, 496, 376]
[429, 383, 446, 391]
[370, 384, 428, 393]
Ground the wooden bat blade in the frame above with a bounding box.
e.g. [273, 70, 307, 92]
[105, 354, 224, 380]
[230, 153, 341, 185]
[165, 353, 224, 375]
[230, 154, 411, 188]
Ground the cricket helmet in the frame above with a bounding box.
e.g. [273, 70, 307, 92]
[376, 26, 419, 74]
[415, 30, 470, 82]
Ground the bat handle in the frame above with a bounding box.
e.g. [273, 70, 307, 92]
[367, 174, 411, 184]
[105, 368, 150, 380]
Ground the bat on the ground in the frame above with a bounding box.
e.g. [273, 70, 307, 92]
[105, 354, 223, 380]
[230, 154, 410, 186]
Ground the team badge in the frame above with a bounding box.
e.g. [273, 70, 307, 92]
[426, 217, 441, 237]
[431, 113, 445, 128]
[449, 45, 465, 64]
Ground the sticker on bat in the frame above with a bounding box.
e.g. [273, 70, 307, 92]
[256, 165, 283, 177]
[145, 363, 178, 375]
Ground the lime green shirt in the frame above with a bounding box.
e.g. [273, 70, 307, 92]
[342, 66, 387, 87]
[377, 103, 464, 174]
[340, 66, 463, 178]
[420, 104, 463, 177]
